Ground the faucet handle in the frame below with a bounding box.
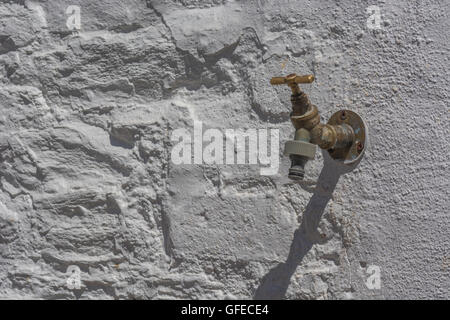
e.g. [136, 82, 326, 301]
[270, 73, 315, 86]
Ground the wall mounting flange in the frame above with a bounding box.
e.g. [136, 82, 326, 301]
[327, 109, 367, 165]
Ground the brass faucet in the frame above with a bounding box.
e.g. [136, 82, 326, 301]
[271, 73, 367, 180]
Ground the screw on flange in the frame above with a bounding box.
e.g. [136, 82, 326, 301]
[340, 111, 347, 120]
[356, 141, 364, 152]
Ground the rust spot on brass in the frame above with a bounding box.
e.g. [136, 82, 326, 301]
[357, 141, 364, 152]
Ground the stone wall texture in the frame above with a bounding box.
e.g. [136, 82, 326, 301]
[0, 0, 448, 299]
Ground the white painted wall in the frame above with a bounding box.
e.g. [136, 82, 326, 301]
[0, 0, 448, 299]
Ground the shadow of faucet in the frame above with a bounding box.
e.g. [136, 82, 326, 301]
[254, 150, 361, 299]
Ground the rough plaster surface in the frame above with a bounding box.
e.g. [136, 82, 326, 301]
[0, 0, 448, 299]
